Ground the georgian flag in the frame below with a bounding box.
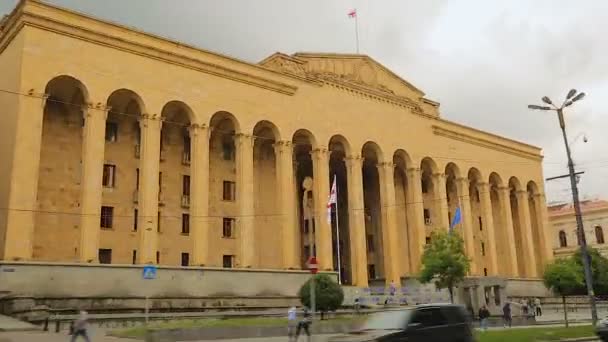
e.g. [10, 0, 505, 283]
[327, 176, 337, 224]
[348, 9, 357, 18]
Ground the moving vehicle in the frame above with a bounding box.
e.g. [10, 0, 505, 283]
[329, 304, 474, 342]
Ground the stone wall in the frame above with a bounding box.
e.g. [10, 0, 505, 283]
[505, 278, 551, 298]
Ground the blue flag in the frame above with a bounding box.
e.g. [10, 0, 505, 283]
[450, 207, 462, 231]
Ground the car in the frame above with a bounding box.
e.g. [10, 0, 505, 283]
[329, 304, 475, 342]
[597, 317, 608, 341]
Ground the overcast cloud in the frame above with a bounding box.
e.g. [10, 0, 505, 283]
[2, 0, 607, 203]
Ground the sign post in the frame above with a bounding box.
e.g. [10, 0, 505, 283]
[142, 265, 157, 325]
[307, 256, 318, 339]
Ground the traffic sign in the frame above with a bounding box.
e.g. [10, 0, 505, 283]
[307, 256, 318, 274]
[143, 265, 157, 280]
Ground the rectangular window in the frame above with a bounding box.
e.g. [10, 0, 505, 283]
[366, 234, 374, 252]
[183, 135, 191, 164]
[102, 164, 116, 188]
[157, 212, 161, 233]
[132, 250, 137, 265]
[156, 251, 160, 264]
[181, 252, 190, 267]
[223, 255, 234, 268]
[182, 213, 190, 235]
[478, 217, 483, 231]
[133, 209, 138, 231]
[426, 237, 431, 245]
[105, 122, 118, 142]
[100, 206, 113, 229]
[183, 175, 191, 196]
[223, 218, 235, 238]
[98, 249, 112, 264]
[223, 181, 236, 201]
[481, 242, 486, 256]
[136, 169, 140, 190]
[421, 179, 428, 194]
[484, 268, 488, 277]
[222, 142, 234, 160]
[367, 264, 376, 280]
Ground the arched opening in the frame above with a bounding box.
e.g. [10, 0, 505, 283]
[421, 158, 439, 235]
[393, 150, 412, 275]
[527, 181, 543, 273]
[559, 230, 568, 248]
[103, 89, 145, 264]
[35, 76, 88, 261]
[329, 135, 351, 284]
[596, 226, 605, 244]
[489, 172, 509, 276]
[362, 141, 384, 281]
[209, 111, 239, 267]
[509, 177, 526, 277]
[293, 129, 316, 268]
[253, 121, 281, 268]
[445, 163, 461, 232]
[159, 101, 193, 266]
[468, 168, 485, 275]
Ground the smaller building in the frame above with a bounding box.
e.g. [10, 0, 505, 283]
[549, 199, 608, 258]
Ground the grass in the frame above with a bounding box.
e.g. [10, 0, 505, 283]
[476, 325, 595, 342]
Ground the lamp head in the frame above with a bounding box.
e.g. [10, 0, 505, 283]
[542, 96, 553, 105]
[528, 104, 552, 110]
[567, 89, 577, 99]
[572, 92, 586, 102]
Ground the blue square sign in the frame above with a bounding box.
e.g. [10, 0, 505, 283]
[143, 265, 157, 280]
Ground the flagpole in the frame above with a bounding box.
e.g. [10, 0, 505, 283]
[354, 11, 360, 54]
[334, 176, 342, 285]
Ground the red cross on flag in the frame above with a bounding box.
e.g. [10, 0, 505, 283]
[348, 9, 357, 18]
[327, 176, 337, 224]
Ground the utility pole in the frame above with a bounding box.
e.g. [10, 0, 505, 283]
[529, 90, 598, 324]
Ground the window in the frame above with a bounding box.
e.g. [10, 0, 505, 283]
[421, 178, 428, 194]
[366, 234, 375, 252]
[135, 169, 140, 190]
[132, 250, 137, 265]
[183, 135, 191, 164]
[133, 209, 138, 231]
[596, 226, 605, 244]
[105, 122, 118, 142]
[478, 217, 483, 231]
[484, 268, 488, 277]
[156, 251, 160, 264]
[559, 230, 568, 247]
[98, 249, 112, 264]
[157, 212, 162, 233]
[182, 175, 191, 196]
[102, 164, 116, 187]
[222, 141, 234, 160]
[223, 218, 235, 238]
[223, 181, 236, 201]
[223, 255, 234, 268]
[181, 252, 190, 267]
[481, 242, 486, 256]
[424, 209, 431, 225]
[426, 237, 431, 245]
[367, 264, 376, 280]
[475, 189, 480, 202]
[182, 214, 190, 235]
[100, 206, 113, 229]
[411, 308, 448, 327]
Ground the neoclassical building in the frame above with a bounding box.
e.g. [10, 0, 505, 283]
[551, 200, 608, 258]
[0, 0, 553, 287]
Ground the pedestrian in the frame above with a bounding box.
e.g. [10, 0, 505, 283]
[535, 297, 542, 317]
[502, 303, 512, 328]
[70, 311, 91, 342]
[294, 307, 312, 341]
[389, 281, 396, 296]
[353, 297, 361, 315]
[287, 306, 297, 341]
[522, 298, 529, 316]
[478, 305, 490, 331]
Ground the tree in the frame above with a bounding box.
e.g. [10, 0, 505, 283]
[298, 274, 344, 320]
[572, 247, 608, 295]
[419, 231, 470, 303]
[543, 257, 584, 327]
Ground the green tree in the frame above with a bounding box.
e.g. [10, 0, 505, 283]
[543, 257, 584, 327]
[419, 231, 470, 303]
[298, 274, 344, 320]
[572, 247, 608, 295]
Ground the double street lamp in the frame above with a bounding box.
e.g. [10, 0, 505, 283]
[528, 89, 598, 324]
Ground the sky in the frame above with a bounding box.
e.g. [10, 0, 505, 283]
[1, 0, 607, 204]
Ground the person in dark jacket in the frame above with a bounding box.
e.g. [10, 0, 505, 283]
[294, 307, 312, 341]
[478, 305, 490, 331]
[503, 303, 512, 328]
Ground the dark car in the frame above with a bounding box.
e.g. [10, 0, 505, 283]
[329, 304, 475, 342]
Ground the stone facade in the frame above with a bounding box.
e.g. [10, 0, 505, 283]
[0, 0, 553, 289]
[550, 199, 608, 258]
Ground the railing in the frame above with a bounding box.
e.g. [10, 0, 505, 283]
[181, 194, 190, 208]
[182, 151, 191, 165]
[134, 144, 140, 158]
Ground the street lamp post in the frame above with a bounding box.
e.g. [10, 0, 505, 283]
[528, 89, 598, 325]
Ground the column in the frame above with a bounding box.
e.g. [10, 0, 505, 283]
[2, 92, 47, 260]
[498, 186, 519, 276]
[236, 133, 255, 268]
[378, 162, 401, 285]
[534, 193, 554, 267]
[433, 173, 450, 230]
[137, 114, 162, 264]
[79, 103, 110, 263]
[516, 190, 538, 277]
[406, 167, 426, 273]
[189, 123, 210, 266]
[456, 178, 477, 275]
[346, 155, 368, 287]
[311, 148, 333, 271]
[275, 140, 298, 269]
[477, 183, 498, 275]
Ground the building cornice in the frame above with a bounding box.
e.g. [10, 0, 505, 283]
[432, 124, 543, 162]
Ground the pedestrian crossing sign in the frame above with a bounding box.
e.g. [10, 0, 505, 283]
[143, 265, 157, 280]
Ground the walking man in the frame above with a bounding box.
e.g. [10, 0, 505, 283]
[70, 311, 91, 342]
[535, 297, 542, 317]
[294, 307, 312, 341]
[478, 305, 490, 331]
[502, 303, 512, 328]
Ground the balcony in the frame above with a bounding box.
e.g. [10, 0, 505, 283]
[424, 218, 432, 226]
[182, 151, 191, 166]
[134, 144, 140, 159]
[132, 190, 139, 203]
[181, 194, 190, 208]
